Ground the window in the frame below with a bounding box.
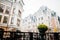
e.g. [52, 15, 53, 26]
[51, 12, 56, 16]
[11, 17, 14, 24]
[3, 16, 8, 23]
[18, 10, 21, 17]
[0, 7, 3, 13]
[0, 4, 5, 13]
[41, 17, 43, 20]
[48, 16, 50, 19]
[54, 12, 56, 16]
[17, 19, 20, 26]
[19, 1, 23, 7]
[5, 10, 9, 14]
[12, 8, 15, 14]
[5, 6, 10, 14]
[31, 16, 37, 22]
[43, 7, 47, 13]
[0, 15, 2, 22]
[38, 18, 40, 20]
[0, 4, 4, 13]
[58, 16, 60, 24]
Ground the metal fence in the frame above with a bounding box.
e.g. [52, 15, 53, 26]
[0, 31, 60, 40]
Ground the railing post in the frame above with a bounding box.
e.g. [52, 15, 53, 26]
[0, 28, 4, 40]
[54, 33, 59, 40]
[39, 33, 46, 40]
[10, 32, 15, 40]
[29, 32, 33, 40]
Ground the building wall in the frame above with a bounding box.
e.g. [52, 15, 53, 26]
[0, 0, 24, 31]
[21, 6, 59, 32]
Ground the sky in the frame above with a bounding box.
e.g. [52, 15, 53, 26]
[22, 0, 60, 19]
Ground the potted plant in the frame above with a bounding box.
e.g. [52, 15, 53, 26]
[38, 24, 48, 40]
[38, 24, 48, 33]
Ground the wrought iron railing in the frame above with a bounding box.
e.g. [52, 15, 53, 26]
[0, 31, 60, 40]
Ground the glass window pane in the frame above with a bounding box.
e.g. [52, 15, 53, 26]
[0, 7, 3, 13]
[5, 10, 9, 14]
[5, 6, 10, 14]
[51, 11, 56, 16]
[11, 17, 14, 24]
[41, 17, 43, 20]
[3, 16, 8, 23]
[18, 10, 21, 17]
[12, 8, 15, 14]
[0, 4, 5, 13]
[17, 19, 20, 26]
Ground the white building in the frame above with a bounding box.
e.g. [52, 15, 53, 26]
[58, 16, 60, 31]
[0, 0, 24, 31]
[21, 15, 38, 32]
[21, 6, 59, 32]
[34, 6, 59, 32]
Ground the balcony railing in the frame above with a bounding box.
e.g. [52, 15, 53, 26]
[0, 31, 60, 40]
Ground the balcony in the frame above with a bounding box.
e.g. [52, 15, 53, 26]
[0, 31, 60, 40]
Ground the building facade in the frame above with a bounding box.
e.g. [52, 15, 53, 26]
[21, 6, 59, 32]
[58, 16, 60, 31]
[21, 15, 38, 32]
[0, 0, 24, 31]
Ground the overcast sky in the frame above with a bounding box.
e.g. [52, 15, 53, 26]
[22, 0, 60, 19]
